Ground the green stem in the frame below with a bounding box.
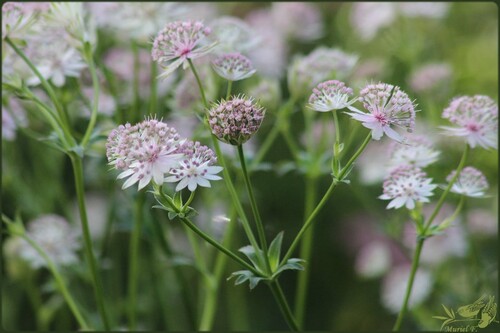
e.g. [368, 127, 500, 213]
[281, 125, 301, 163]
[281, 132, 372, 265]
[226, 80, 233, 100]
[188, 59, 208, 107]
[293, 176, 318, 328]
[199, 209, 237, 330]
[81, 42, 99, 148]
[69, 154, 110, 330]
[392, 238, 424, 331]
[22, 236, 89, 330]
[127, 193, 144, 330]
[179, 216, 260, 275]
[237, 144, 271, 273]
[182, 190, 196, 211]
[332, 111, 341, 146]
[149, 60, 158, 116]
[6, 37, 75, 146]
[423, 144, 469, 232]
[132, 41, 141, 122]
[269, 282, 299, 331]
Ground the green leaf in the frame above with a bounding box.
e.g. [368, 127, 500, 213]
[432, 316, 449, 320]
[268, 231, 284, 272]
[184, 207, 198, 218]
[167, 211, 178, 220]
[442, 304, 453, 318]
[173, 191, 183, 208]
[227, 270, 265, 289]
[273, 258, 305, 278]
[239, 245, 266, 274]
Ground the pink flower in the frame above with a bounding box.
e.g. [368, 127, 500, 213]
[308, 80, 356, 112]
[346, 83, 416, 142]
[447, 166, 489, 198]
[211, 52, 256, 81]
[379, 165, 437, 210]
[440, 95, 498, 149]
[152, 21, 217, 79]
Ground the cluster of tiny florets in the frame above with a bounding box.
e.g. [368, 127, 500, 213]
[211, 52, 256, 81]
[447, 166, 489, 198]
[388, 135, 440, 168]
[379, 165, 436, 210]
[308, 80, 356, 112]
[347, 83, 416, 142]
[208, 95, 266, 145]
[441, 95, 498, 149]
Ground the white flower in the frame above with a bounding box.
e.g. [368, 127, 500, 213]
[379, 165, 437, 210]
[307, 80, 356, 112]
[211, 52, 256, 81]
[19, 215, 80, 268]
[440, 95, 498, 150]
[209, 16, 261, 54]
[355, 241, 392, 279]
[388, 135, 440, 168]
[381, 265, 433, 313]
[165, 141, 223, 192]
[447, 166, 489, 198]
[346, 83, 416, 142]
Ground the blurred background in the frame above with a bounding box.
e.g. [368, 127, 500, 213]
[2, 2, 498, 331]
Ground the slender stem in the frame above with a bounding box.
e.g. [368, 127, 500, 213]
[6, 37, 75, 146]
[269, 282, 299, 331]
[69, 154, 110, 330]
[226, 80, 233, 100]
[423, 145, 469, 232]
[22, 236, 90, 330]
[237, 144, 271, 272]
[127, 193, 144, 330]
[392, 238, 424, 331]
[281, 126, 301, 163]
[179, 216, 260, 275]
[81, 42, 99, 148]
[182, 190, 196, 210]
[281, 132, 372, 265]
[188, 59, 208, 107]
[149, 60, 158, 116]
[199, 209, 237, 330]
[132, 41, 141, 122]
[332, 111, 341, 146]
[294, 176, 318, 328]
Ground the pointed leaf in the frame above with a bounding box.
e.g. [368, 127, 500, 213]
[268, 231, 284, 271]
[442, 304, 453, 318]
[239, 245, 266, 273]
[249, 276, 265, 289]
[432, 316, 449, 320]
[167, 211, 178, 220]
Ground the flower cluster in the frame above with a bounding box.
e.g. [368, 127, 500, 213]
[441, 95, 498, 149]
[106, 118, 222, 191]
[152, 20, 217, 79]
[447, 166, 489, 198]
[379, 165, 437, 210]
[211, 52, 256, 81]
[19, 215, 80, 268]
[208, 95, 266, 145]
[388, 135, 440, 168]
[308, 80, 356, 112]
[347, 83, 416, 142]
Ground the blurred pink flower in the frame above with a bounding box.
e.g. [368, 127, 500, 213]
[271, 2, 324, 41]
[408, 63, 452, 93]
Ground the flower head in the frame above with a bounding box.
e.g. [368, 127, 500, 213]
[440, 95, 498, 149]
[19, 215, 80, 268]
[165, 141, 222, 192]
[379, 165, 437, 209]
[347, 83, 416, 142]
[152, 21, 217, 79]
[208, 16, 260, 54]
[211, 52, 256, 81]
[106, 119, 183, 190]
[308, 80, 356, 112]
[208, 95, 266, 145]
[2, 2, 43, 40]
[271, 3, 323, 41]
[447, 166, 489, 198]
[408, 63, 452, 93]
[388, 135, 440, 168]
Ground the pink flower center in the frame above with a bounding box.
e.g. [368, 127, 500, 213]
[374, 112, 388, 125]
[466, 123, 480, 132]
[179, 47, 192, 57]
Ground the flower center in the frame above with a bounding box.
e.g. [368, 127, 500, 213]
[466, 123, 480, 132]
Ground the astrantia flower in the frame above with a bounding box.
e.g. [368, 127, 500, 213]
[208, 16, 260, 54]
[388, 135, 440, 168]
[447, 166, 489, 197]
[211, 52, 256, 81]
[347, 83, 416, 142]
[441, 95, 498, 149]
[379, 165, 437, 209]
[165, 141, 222, 192]
[19, 215, 80, 268]
[106, 119, 183, 190]
[152, 21, 217, 79]
[2, 2, 42, 40]
[208, 95, 266, 145]
[308, 80, 356, 112]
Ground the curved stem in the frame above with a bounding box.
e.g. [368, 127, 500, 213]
[179, 216, 260, 276]
[182, 190, 196, 211]
[423, 144, 469, 232]
[226, 80, 233, 100]
[127, 192, 144, 330]
[6, 37, 75, 146]
[269, 282, 299, 331]
[392, 238, 424, 331]
[188, 59, 207, 107]
[293, 176, 318, 328]
[81, 42, 99, 148]
[69, 154, 111, 330]
[22, 236, 90, 330]
[237, 144, 271, 273]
